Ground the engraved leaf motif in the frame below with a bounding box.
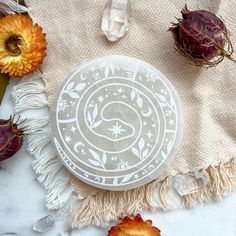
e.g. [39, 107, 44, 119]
[104, 66, 109, 78]
[167, 139, 173, 153]
[131, 147, 140, 157]
[66, 82, 74, 90]
[155, 93, 167, 103]
[93, 104, 98, 119]
[92, 120, 102, 128]
[89, 149, 100, 162]
[113, 178, 118, 185]
[155, 93, 175, 114]
[68, 92, 80, 99]
[88, 159, 101, 167]
[139, 138, 145, 150]
[131, 89, 135, 101]
[110, 63, 115, 75]
[87, 111, 92, 125]
[76, 83, 86, 91]
[142, 148, 149, 159]
[102, 153, 107, 165]
[137, 96, 143, 108]
[161, 150, 166, 158]
[169, 95, 176, 112]
[121, 173, 133, 183]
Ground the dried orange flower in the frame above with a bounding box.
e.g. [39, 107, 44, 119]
[0, 15, 46, 77]
[108, 214, 161, 236]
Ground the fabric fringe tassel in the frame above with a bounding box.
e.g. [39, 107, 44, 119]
[182, 159, 236, 207]
[11, 71, 236, 229]
[0, 0, 29, 14]
[70, 158, 236, 229]
[12, 71, 74, 210]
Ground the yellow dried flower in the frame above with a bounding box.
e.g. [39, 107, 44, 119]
[0, 15, 46, 77]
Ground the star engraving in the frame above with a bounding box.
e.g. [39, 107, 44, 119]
[70, 126, 76, 133]
[108, 122, 126, 139]
[98, 96, 104, 103]
[117, 88, 124, 94]
[65, 136, 71, 142]
[146, 131, 154, 139]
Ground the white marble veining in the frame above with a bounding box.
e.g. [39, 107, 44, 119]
[0, 79, 236, 236]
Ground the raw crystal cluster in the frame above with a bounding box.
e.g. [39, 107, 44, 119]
[174, 170, 210, 196]
[101, 0, 129, 41]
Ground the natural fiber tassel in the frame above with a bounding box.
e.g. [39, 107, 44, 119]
[0, 0, 28, 14]
[12, 72, 74, 211]
[12, 70, 236, 230]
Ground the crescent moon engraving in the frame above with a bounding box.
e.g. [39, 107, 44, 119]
[141, 106, 152, 117]
[74, 141, 85, 153]
[80, 73, 87, 80]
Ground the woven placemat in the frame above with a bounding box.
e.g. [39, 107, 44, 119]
[11, 0, 236, 229]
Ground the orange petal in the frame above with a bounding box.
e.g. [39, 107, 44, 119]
[0, 15, 46, 77]
[108, 214, 161, 236]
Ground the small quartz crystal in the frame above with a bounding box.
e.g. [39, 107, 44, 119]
[173, 170, 210, 196]
[33, 215, 55, 233]
[101, 0, 129, 42]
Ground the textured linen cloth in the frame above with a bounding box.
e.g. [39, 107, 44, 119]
[23, 0, 236, 228]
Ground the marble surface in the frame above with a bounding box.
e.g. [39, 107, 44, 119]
[0, 79, 236, 236]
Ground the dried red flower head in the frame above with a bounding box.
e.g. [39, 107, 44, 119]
[169, 5, 236, 67]
[0, 116, 24, 161]
[107, 214, 161, 236]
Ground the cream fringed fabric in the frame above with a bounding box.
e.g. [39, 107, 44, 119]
[12, 0, 236, 228]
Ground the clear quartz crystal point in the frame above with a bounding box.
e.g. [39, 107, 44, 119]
[101, 0, 129, 42]
[32, 215, 55, 233]
[173, 170, 210, 196]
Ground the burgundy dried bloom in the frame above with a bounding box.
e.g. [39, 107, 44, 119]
[0, 116, 24, 161]
[169, 5, 236, 67]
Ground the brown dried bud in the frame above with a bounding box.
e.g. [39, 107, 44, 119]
[169, 5, 236, 67]
[0, 116, 24, 161]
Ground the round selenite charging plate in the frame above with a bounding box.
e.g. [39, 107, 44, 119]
[50, 55, 183, 191]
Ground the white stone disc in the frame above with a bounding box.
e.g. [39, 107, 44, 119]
[50, 55, 183, 191]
